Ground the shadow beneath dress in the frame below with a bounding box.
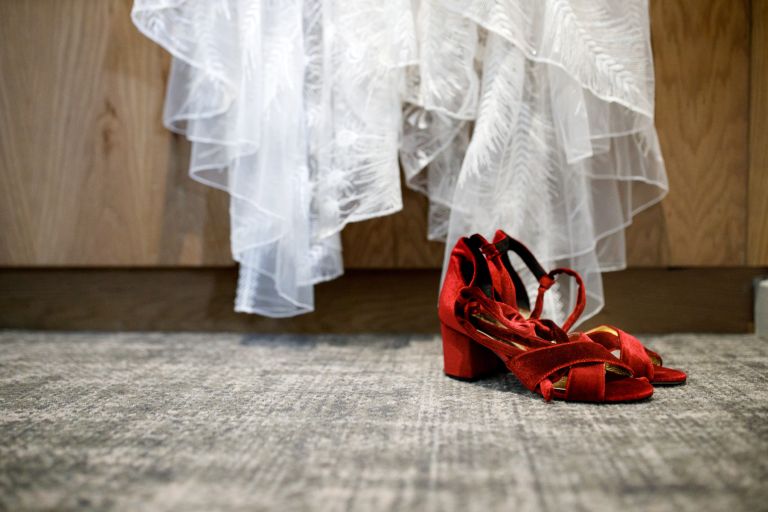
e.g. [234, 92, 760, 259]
[238, 332, 416, 350]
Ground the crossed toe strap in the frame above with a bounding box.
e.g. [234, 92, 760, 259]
[507, 341, 633, 402]
[586, 325, 660, 381]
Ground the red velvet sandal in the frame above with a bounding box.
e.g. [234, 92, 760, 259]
[483, 230, 686, 386]
[439, 235, 654, 402]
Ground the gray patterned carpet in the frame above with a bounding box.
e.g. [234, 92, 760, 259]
[0, 330, 766, 512]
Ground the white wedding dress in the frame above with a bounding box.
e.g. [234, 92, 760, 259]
[132, 0, 666, 325]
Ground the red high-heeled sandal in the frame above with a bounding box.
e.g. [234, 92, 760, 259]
[439, 235, 654, 402]
[483, 230, 686, 386]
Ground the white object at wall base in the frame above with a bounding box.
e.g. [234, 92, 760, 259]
[757, 279, 768, 339]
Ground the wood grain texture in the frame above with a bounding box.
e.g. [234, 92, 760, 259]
[0, 268, 761, 333]
[0, 0, 232, 266]
[340, 205, 397, 268]
[0, 269, 443, 333]
[627, 0, 749, 267]
[393, 187, 445, 268]
[342, 186, 445, 268]
[0, 0, 755, 269]
[749, 0, 768, 265]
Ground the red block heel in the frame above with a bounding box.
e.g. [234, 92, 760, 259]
[442, 323, 504, 380]
[438, 234, 654, 402]
[484, 230, 686, 386]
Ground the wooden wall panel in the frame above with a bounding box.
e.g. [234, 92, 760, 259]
[354, 0, 754, 269]
[341, 206, 397, 268]
[342, 187, 444, 268]
[392, 187, 445, 267]
[0, 0, 232, 266]
[0, 268, 760, 333]
[749, 0, 768, 265]
[627, 0, 750, 266]
[0, 0, 758, 269]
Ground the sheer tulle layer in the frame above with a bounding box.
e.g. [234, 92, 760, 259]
[133, 0, 666, 323]
[401, 0, 666, 326]
[133, 0, 415, 316]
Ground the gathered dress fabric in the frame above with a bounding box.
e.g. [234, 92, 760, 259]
[132, 0, 666, 325]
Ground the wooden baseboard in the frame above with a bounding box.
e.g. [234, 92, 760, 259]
[0, 268, 764, 333]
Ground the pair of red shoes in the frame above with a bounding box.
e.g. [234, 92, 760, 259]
[439, 231, 687, 403]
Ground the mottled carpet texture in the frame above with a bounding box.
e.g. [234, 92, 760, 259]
[0, 331, 766, 512]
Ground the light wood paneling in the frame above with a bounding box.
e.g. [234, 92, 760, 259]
[749, 0, 768, 265]
[341, 205, 397, 268]
[0, 0, 232, 266]
[354, 0, 754, 269]
[342, 186, 445, 268]
[392, 188, 446, 268]
[0, 268, 761, 333]
[0, 0, 758, 268]
[627, 0, 750, 267]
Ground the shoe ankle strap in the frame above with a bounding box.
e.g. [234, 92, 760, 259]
[480, 237, 547, 312]
[483, 234, 586, 332]
[482, 236, 548, 281]
[531, 268, 586, 332]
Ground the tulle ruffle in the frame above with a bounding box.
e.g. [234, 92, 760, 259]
[133, 0, 666, 324]
[133, 0, 415, 316]
[401, 0, 666, 325]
